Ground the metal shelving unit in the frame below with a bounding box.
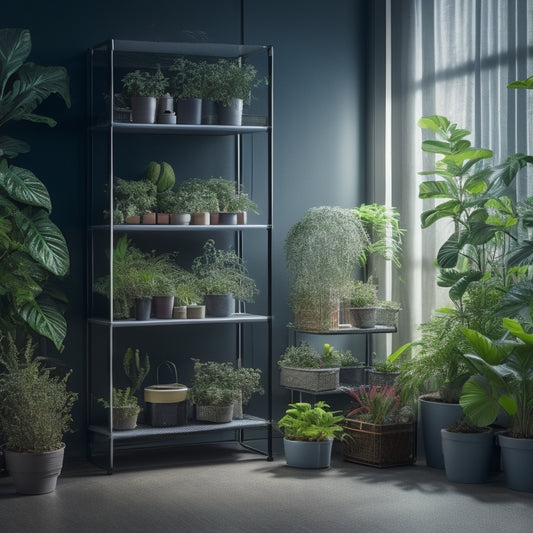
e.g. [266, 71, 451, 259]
[87, 39, 273, 473]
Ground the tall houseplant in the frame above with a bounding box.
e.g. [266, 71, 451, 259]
[0, 28, 71, 351]
[285, 206, 369, 332]
[0, 335, 77, 494]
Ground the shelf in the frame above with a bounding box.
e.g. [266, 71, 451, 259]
[89, 224, 271, 232]
[288, 325, 397, 335]
[89, 313, 270, 328]
[89, 415, 269, 440]
[90, 122, 270, 135]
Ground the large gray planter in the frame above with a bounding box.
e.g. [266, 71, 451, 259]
[499, 433, 533, 492]
[419, 396, 463, 468]
[5, 446, 65, 494]
[441, 427, 494, 483]
[349, 307, 377, 328]
[177, 98, 202, 124]
[283, 437, 333, 469]
[205, 293, 235, 317]
[217, 98, 243, 126]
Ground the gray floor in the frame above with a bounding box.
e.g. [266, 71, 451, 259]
[1, 440, 533, 533]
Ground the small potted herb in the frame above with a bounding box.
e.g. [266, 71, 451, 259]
[348, 278, 379, 328]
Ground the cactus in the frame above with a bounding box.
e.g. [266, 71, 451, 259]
[145, 161, 161, 183]
[123, 347, 150, 395]
[157, 161, 175, 192]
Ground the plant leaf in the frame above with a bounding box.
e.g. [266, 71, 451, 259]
[0, 162, 51, 211]
[0, 28, 31, 97]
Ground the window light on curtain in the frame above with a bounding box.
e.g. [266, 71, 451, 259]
[378, 0, 533, 345]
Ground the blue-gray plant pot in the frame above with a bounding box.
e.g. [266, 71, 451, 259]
[205, 293, 235, 317]
[499, 433, 533, 492]
[441, 427, 494, 483]
[283, 437, 333, 469]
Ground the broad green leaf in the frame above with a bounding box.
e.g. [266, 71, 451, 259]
[15, 208, 69, 276]
[420, 200, 459, 228]
[508, 76, 533, 89]
[448, 128, 471, 143]
[442, 148, 493, 166]
[460, 376, 501, 426]
[461, 329, 507, 365]
[498, 394, 518, 415]
[0, 135, 30, 158]
[467, 221, 500, 245]
[421, 140, 452, 155]
[0, 28, 31, 97]
[0, 163, 51, 211]
[507, 241, 533, 267]
[437, 232, 465, 268]
[417, 115, 451, 134]
[387, 342, 412, 362]
[503, 317, 533, 346]
[435, 307, 456, 315]
[448, 271, 483, 301]
[419, 180, 452, 199]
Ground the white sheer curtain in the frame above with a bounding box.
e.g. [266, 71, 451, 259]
[372, 0, 533, 346]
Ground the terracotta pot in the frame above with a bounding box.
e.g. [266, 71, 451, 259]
[210, 212, 220, 225]
[125, 215, 141, 224]
[142, 213, 156, 224]
[157, 213, 170, 224]
[190, 212, 210, 225]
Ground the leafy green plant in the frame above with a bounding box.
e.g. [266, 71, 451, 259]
[0, 28, 71, 350]
[169, 57, 207, 100]
[123, 347, 150, 395]
[343, 385, 412, 425]
[98, 387, 140, 418]
[192, 239, 258, 302]
[349, 279, 378, 307]
[112, 177, 157, 223]
[121, 66, 169, 98]
[174, 271, 202, 306]
[277, 401, 345, 442]
[460, 317, 533, 438]
[177, 178, 219, 213]
[278, 341, 353, 369]
[0, 335, 78, 453]
[353, 203, 405, 271]
[372, 361, 400, 373]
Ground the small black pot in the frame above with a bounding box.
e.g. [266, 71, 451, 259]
[135, 297, 152, 321]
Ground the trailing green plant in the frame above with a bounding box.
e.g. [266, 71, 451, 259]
[112, 177, 157, 223]
[121, 66, 169, 98]
[460, 317, 533, 439]
[372, 361, 400, 373]
[0, 335, 78, 453]
[123, 347, 150, 395]
[343, 385, 413, 425]
[0, 28, 71, 350]
[192, 239, 258, 302]
[174, 271, 202, 306]
[278, 341, 353, 368]
[353, 203, 405, 271]
[277, 401, 345, 442]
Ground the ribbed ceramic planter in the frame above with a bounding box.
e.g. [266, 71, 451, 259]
[5, 445, 65, 494]
[499, 433, 533, 492]
[441, 427, 494, 483]
[283, 437, 333, 469]
[419, 396, 463, 468]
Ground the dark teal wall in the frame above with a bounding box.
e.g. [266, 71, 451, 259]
[3, 0, 369, 457]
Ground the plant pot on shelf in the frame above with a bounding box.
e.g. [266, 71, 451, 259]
[498, 433, 533, 492]
[237, 211, 247, 225]
[170, 213, 191, 225]
[441, 427, 494, 484]
[130, 96, 157, 124]
[217, 98, 244, 126]
[350, 307, 377, 328]
[156, 213, 170, 224]
[187, 305, 206, 319]
[205, 293, 235, 317]
[343, 419, 416, 468]
[367, 368, 400, 387]
[294, 305, 339, 333]
[125, 215, 141, 224]
[419, 395, 463, 469]
[219, 212, 238, 225]
[157, 112, 176, 124]
[4, 445, 65, 495]
[210, 212, 220, 225]
[190, 212, 210, 225]
[112, 406, 140, 430]
[135, 297, 152, 321]
[152, 296, 175, 319]
[172, 306, 187, 319]
[279, 366, 340, 392]
[177, 98, 202, 124]
[157, 94, 174, 114]
[339, 365, 367, 386]
[142, 213, 156, 224]
[283, 437, 334, 469]
[196, 404, 234, 423]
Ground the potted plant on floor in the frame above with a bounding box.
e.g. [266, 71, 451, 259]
[0, 27, 71, 351]
[341, 384, 416, 468]
[459, 317, 533, 492]
[121, 66, 169, 123]
[0, 335, 78, 494]
[277, 401, 344, 469]
[285, 206, 369, 332]
[192, 239, 258, 316]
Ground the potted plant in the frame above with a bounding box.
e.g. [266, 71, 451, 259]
[206, 59, 261, 125]
[0, 27, 71, 351]
[189, 359, 239, 423]
[0, 335, 78, 494]
[285, 206, 369, 332]
[121, 65, 169, 123]
[192, 239, 258, 316]
[460, 318, 533, 492]
[277, 401, 344, 469]
[177, 178, 219, 225]
[341, 384, 416, 468]
[98, 347, 150, 430]
[232, 366, 264, 419]
[375, 300, 402, 328]
[112, 177, 157, 224]
[278, 341, 342, 393]
[169, 57, 206, 124]
[441, 416, 495, 484]
[367, 360, 401, 388]
[348, 278, 379, 328]
[173, 271, 202, 318]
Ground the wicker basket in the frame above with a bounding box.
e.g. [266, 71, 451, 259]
[343, 419, 416, 467]
[280, 366, 340, 392]
[294, 306, 339, 332]
[196, 404, 234, 423]
[367, 368, 400, 387]
[375, 307, 400, 328]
